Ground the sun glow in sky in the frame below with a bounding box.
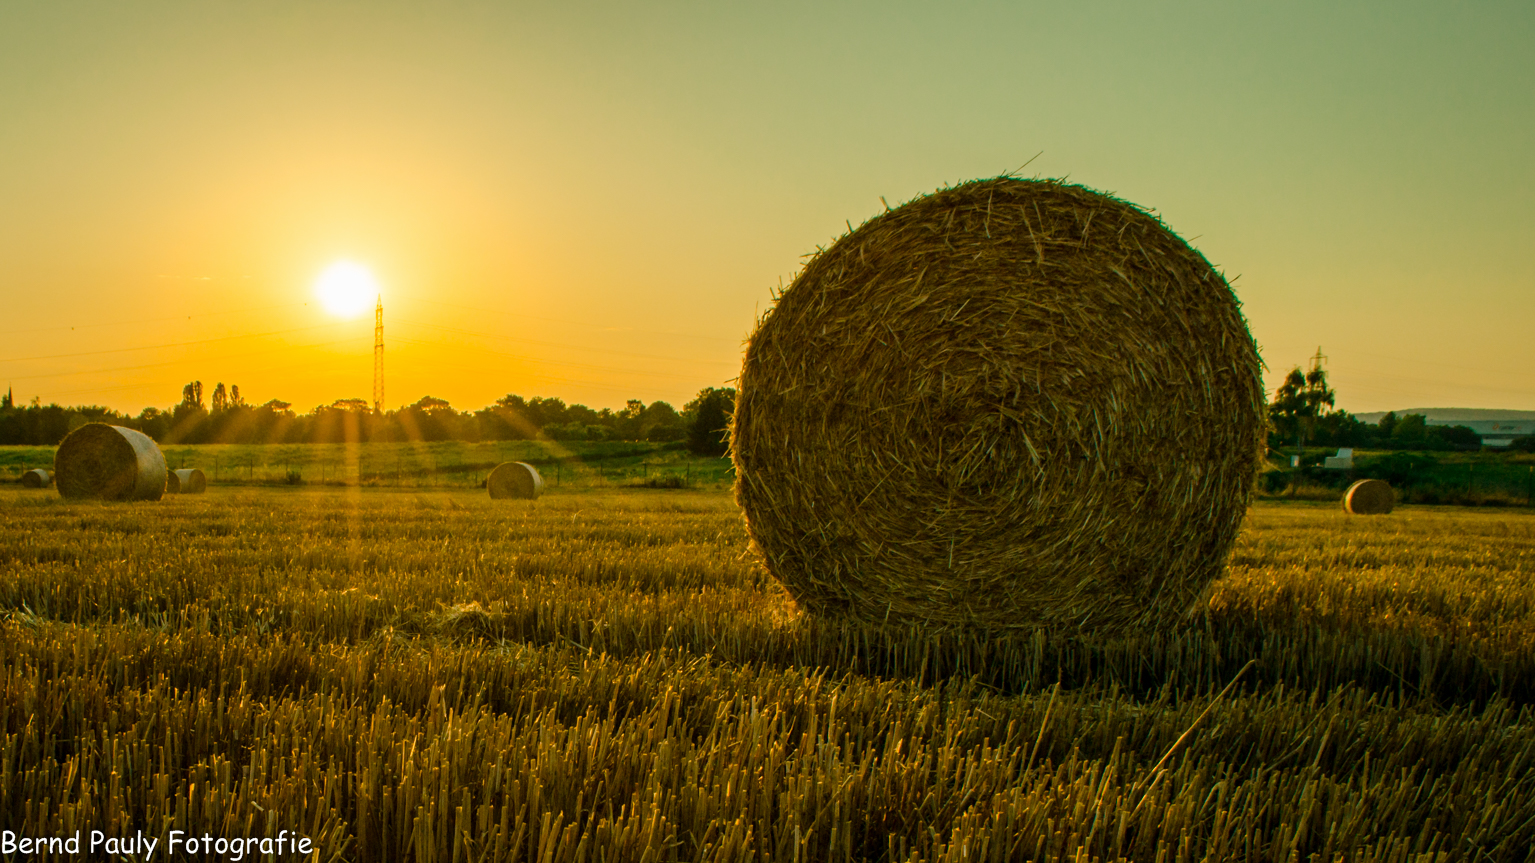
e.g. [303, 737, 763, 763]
[315, 262, 379, 318]
[0, 2, 1531, 416]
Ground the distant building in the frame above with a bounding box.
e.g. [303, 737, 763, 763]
[1357, 410, 1534, 435]
[1352, 409, 1533, 449]
[1423, 420, 1533, 449]
[1322, 448, 1353, 469]
[1427, 419, 1535, 438]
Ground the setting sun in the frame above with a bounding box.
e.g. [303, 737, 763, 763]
[315, 261, 380, 318]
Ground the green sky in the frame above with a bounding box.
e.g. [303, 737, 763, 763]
[1, 2, 1530, 415]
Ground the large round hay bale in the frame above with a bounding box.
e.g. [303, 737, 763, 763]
[167, 468, 207, 494]
[54, 423, 167, 501]
[487, 462, 543, 499]
[733, 177, 1265, 632]
[1343, 479, 1394, 515]
[21, 468, 52, 488]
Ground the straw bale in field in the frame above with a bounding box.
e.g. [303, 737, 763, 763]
[54, 423, 167, 501]
[167, 468, 207, 494]
[733, 177, 1265, 633]
[1343, 479, 1394, 515]
[487, 461, 543, 499]
[21, 468, 52, 488]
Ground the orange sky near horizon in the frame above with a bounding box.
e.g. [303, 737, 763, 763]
[2, 2, 1531, 417]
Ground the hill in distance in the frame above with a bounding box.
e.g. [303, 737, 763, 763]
[1353, 408, 1535, 424]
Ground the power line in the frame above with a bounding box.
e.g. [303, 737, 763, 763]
[0, 321, 352, 363]
[0, 301, 310, 337]
[392, 318, 738, 367]
[1333, 371, 1535, 402]
[33, 343, 368, 402]
[386, 335, 711, 383]
[399, 293, 744, 344]
[390, 353, 711, 405]
[4, 335, 370, 383]
[4, 309, 739, 370]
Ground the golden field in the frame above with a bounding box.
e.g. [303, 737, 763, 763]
[2, 485, 1533, 861]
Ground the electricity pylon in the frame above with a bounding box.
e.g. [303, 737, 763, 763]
[373, 294, 384, 414]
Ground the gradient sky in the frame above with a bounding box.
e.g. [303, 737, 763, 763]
[1, 2, 1531, 416]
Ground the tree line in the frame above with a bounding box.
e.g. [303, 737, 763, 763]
[0, 384, 737, 456]
[1266, 364, 1491, 451]
[2, 360, 1511, 457]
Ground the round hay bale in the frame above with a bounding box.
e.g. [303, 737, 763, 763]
[21, 468, 52, 488]
[487, 462, 543, 499]
[167, 468, 207, 494]
[732, 177, 1265, 633]
[1343, 479, 1394, 515]
[54, 423, 167, 501]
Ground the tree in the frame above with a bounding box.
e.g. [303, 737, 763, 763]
[1268, 360, 1334, 449]
[1377, 411, 1398, 440]
[204, 382, 258, 443]
[1428, 423, 1480, 450]
[1390, 413, 1428, 447]
[169, 381, 209, 443]
[640, 400, 685, 442]
[180, 381, 204, 411]
[398, 396, 460, 441]
[614, 399, 647, 440]
[478, 394, 537, 440]
[136, 407, 169, 441]
[1313, 409, 1373, 447]
[525, 396, 568, 429]
[686, 387, 735, 457]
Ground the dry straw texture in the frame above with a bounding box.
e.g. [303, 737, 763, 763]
[20, 468, 51, 489]
[167, 468, 207, 494]
[4, 492, 1535, 860]
[487, 461, 543, 499]
[54, 423, 166, 502]
[1345, 479, 1395, 515]
[734, 177, 1265, 632]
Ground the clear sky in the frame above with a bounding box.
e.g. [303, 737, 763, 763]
[1, 2, 1530, 416]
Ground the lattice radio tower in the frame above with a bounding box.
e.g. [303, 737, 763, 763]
[373, 294, 384, 414]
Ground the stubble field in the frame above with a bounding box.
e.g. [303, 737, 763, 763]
[2, 484, 1534, 861]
